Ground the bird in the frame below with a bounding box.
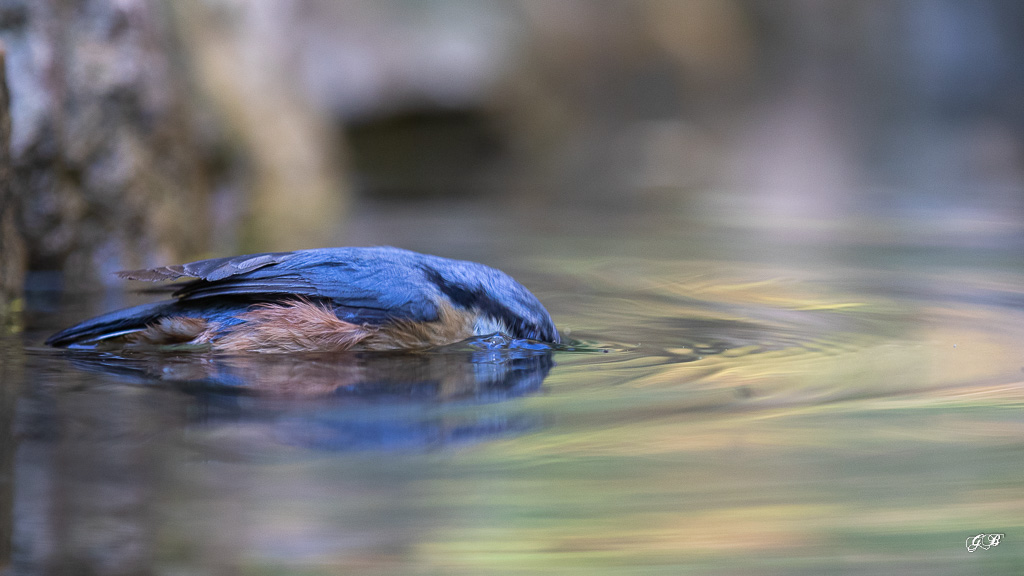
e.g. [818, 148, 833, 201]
[46, 246, 560, 352]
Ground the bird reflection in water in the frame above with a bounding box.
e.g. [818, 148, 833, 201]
[10, 338, 555, 574]
[54, 335, 555, 451]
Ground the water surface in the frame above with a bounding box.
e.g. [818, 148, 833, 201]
[2, 207, 1023, 575]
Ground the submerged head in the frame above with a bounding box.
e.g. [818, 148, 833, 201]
[416, 255, 560, 344]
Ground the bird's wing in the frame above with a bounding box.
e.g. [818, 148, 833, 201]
[117, 251, 295, 282]
[116, 248, 441, 323]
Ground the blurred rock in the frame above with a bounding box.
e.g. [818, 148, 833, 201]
[0, 40, 24, 324]
[1, 0, 211, 288]
[0, 45, 19, 570]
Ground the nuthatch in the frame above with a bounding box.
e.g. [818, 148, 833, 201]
[46, 247, 560, 352]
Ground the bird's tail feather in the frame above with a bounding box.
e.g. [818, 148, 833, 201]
[45, 300, 179, 347]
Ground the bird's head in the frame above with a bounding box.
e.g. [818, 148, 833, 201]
[419, 260, 560, 344]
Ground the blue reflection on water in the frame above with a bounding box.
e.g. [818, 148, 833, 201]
[37, 340, 556, 452]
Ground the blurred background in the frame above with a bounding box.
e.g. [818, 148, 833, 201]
[1, 0, 1022, 307]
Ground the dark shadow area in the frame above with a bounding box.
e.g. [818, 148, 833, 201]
[345, 107, 505, 200]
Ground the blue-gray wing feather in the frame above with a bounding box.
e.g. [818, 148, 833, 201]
[118, 247, 442, 323]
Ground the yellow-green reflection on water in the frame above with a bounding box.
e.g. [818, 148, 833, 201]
[5, 215, 1024, 575]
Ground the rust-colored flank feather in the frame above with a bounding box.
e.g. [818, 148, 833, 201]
[215, 300, 373, 353]
[126, 317, 213, 346]
[125, 299, 480, 353]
